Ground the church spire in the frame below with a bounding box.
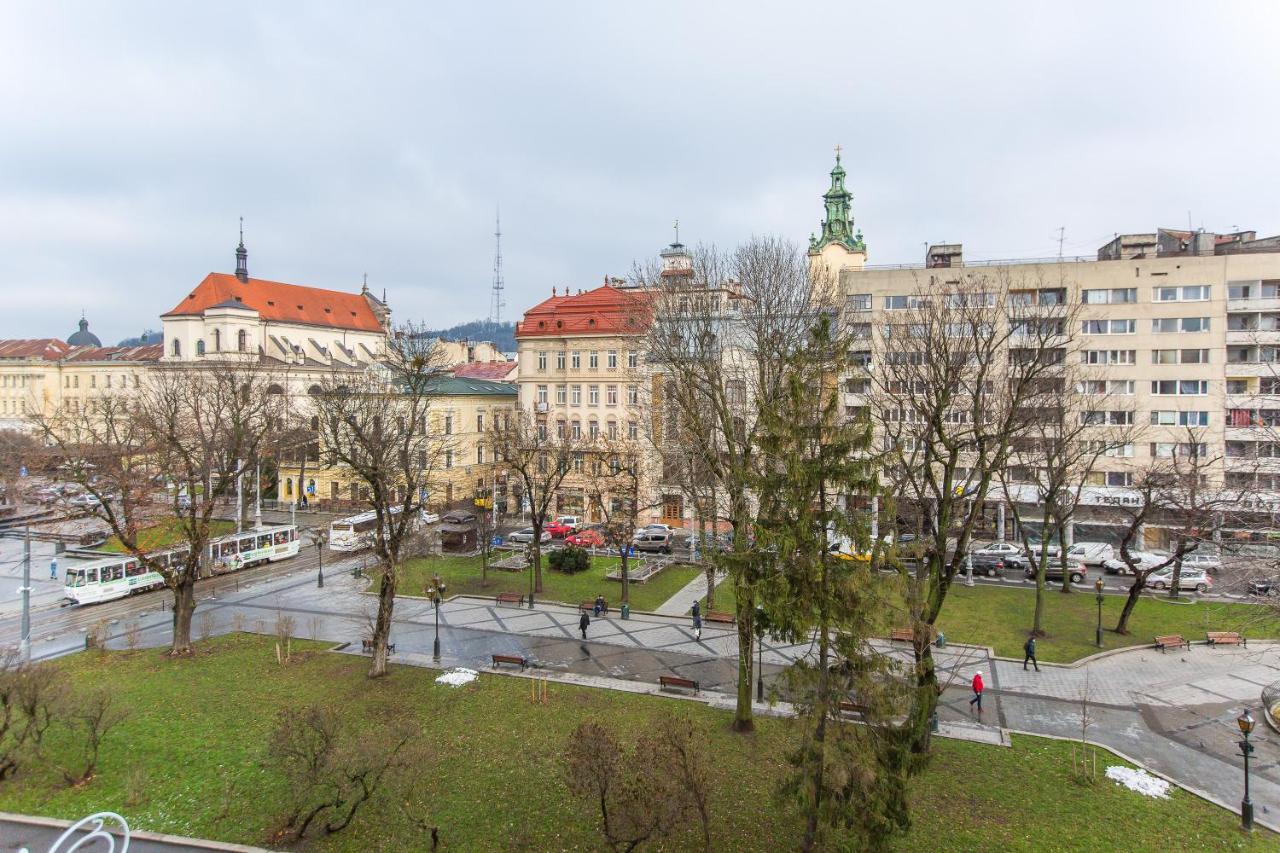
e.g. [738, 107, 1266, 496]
[808, 146, 866, 256]
[235, 217, 249, 283]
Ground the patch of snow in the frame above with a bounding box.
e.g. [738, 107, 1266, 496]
[435, 667, 479, 687]
[1105, 765, 1170, 798]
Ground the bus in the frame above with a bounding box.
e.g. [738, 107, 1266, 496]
[64, 524, 300, 606]
[328, 506, 438, 552]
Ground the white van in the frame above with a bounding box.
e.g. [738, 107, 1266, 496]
[1067, 542, 1115, 566]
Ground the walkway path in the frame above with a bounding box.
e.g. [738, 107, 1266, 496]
[654, 566, 725, 616]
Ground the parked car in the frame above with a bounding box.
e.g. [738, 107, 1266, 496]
[972, 541, 1029, 570]
[1147, 566, 1212, 594]
[507, 527, 551, 545]
[442, 510, 476, 524]
[967, 552, 1007, 578]
[1027, 560, 1088, 584]
[638, 523, 674, 535]
[544, 520, 575, 538]
[1180, 552, 1222, 574]
[1102, 551, 1169, 575]
[68, 493, 102, 510]
[556, 515, 583, 531]
[567, 528, 607, 548]
[1067, 542, 1115, 566]
[632, 530, 673, 554]
[1248, 576, 1279, 596]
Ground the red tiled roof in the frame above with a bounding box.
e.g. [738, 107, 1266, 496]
[63, 343, 163, 363]
[515, 285, 652, 339]
[0, 339, 71, 360]
[453, 362, 518, 380]
[162, 273, 384, 333]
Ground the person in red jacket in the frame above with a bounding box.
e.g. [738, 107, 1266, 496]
[969, 671, 985, 713]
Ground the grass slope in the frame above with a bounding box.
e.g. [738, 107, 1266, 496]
[1, 637, 1268, 851]
[98, 519, 237, 554]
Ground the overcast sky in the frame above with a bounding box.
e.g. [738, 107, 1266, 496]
[2, 2, 1278, 345]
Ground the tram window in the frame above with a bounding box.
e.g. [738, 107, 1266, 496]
[258, 535, 271, 549]
[127, 562, 146, 577]
[86, 567, 99, 583]
[109, 565, 125, 581]
[239, 537, 254, 553]
[68, 570, 84, 587]
[275, 531, 288, 545]
[221, 542, 237, 558]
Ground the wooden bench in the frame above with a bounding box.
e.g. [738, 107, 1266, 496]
[361, 639, 396, 654]
[491, 653, 528, 670]
[705, 610, 735, 625]
[838, 700, 868, 717]
[889, 627, 915, 643]
[1206, 631, 1246, 647]
[1154, 634, 1190, 652]
[495, 592, 524, 607]
[580, 599, 609, 616]
[659, 675, 699, 695]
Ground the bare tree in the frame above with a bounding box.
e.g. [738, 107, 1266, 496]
[0, 652, 64, 780]
[581, 434, 650, 605]
[311, 327, 450, 678]
[35, 362, 279, 655]
[59, 688, 129, 786]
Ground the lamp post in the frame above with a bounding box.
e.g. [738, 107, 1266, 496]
[313, 532, 327, 589]
[755, 604, 765, 704]
[1094, 577, 1104, 648]
[1239, 709, 1256, 831]
[428, 573, 447, 662]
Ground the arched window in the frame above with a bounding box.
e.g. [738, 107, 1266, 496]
[172, 339, 181, 356]
[195, 340, 205, 356]
[237, 329, 247, 352]
[266, 383, 284, 395]
[308, 384, 322, 396]
[212, 329, 221, 351]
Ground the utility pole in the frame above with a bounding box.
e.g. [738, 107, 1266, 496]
[235, 458, 243, 533]
[20, 525, 31, 663]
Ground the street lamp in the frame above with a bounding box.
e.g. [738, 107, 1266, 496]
[1238, 709, 1256, 831]
[428, 573, 448, 662]
[755, 604, 765, 703]
[313, 532, 327, 589]
[1094, 577, 1104, 648]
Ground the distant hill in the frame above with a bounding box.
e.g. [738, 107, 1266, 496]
[117, 329, 162, 347]
[424, 320, 516, 352]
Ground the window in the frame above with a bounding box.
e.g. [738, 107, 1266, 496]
[627, 384, 638, 405]
[1227, 379, 1250, 394]
[1155, 285, 1211, 302]
[172, 339, 181, 357]
[627, 351, 638, 369]
[607, 350, 617, 369]
[608, 421, 618, 439]
[1150, 410, 1210, 426]
[1082, 349, 1136, 365]
[476, 412, 484, 432]
[628, 421, 638, 440]
[884, 295, 927, 310]
[572, 421, 582, 439]
[536, 386, 547, 406]
[477, 446, 485, 464]
[537, 351, 547, 371]
[1081, 410, 1134, 425]
[848, 293, 872, 311]
[571, 351, 581, 369]
[1151, 380, 1208, 395]
[1082, 287, 1137, 304]
[213, 329, 221, 351]
[606, 385, 618, 405]
[1152, 317, 1210, 333]
[588, 385, 599, 406]
[1079, 380, 1134, 395]
[237, 329, 247, 351]
[556, 351, 566, 370]
[444, 414, 454, 434]
[589, 421, 599, 439]
[1106, 472, 1133, 487]
[195, 340, 205, 356]
[556, 420, 566, 438]
[444, 450, 453, 469]
[1082, 319, 1135, 334]
[555, 384, 566, 404]
[589, 351, 599, 369]
[571, 385, 581, 405]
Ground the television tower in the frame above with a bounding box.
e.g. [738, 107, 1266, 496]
[490, 208, 505, 325]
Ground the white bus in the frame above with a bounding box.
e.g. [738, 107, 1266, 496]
[328, 506, 441, 552]
[64, 524, 300, 605]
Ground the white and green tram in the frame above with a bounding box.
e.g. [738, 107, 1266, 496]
[64, 524, 300, 606]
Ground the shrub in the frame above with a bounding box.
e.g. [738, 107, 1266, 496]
[549, 545, 591, 574]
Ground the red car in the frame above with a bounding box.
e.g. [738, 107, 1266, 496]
[544, 521, 575, 539]
[566, 528, 606, 548]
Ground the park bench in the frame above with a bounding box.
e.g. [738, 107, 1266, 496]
[659, 675, 700, 695]
[491, 653, 528, 670]
[1206, 631, 1247, 647]
[580, 599, 609, 616]
[361, 639, 396, 654]
[889, 627, 915, 643]
[838, 700, 868, 717]
[495, 591, 524, 607]
[1153, 634, 1190, 653]
[705, 610, 735, 625]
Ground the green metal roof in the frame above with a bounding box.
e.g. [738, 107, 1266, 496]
[424, 375, 517, 397]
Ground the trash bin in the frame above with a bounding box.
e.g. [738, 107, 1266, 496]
[621, 603, 630, 620]
[935, 631, 946, 649]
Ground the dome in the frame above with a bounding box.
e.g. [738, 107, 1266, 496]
[67, 317, 101, 347]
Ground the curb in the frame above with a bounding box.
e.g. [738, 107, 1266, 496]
[0, 810, 270, 852]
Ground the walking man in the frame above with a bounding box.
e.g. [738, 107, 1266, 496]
[969, 671, 984, 713]
[693, 612, 702, 641]
[579, 610, 590, 640]
[1023, 635, 1040, 672]
[691, 599, 701, 620]
[49, 556, 58, 581]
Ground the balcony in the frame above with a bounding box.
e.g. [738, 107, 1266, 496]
[1229, 297, 1280, 313]
[1226, 329, 1280, 345]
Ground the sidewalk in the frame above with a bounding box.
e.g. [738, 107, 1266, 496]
[654, 567, 725, 616]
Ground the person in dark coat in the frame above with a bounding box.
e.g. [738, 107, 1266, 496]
[969, 671, 984, 713]
[1023, 636, 1040, 672]
[593, 595, 605, 617]
[579, 610, 590, 639]
[691, 600, 701, 619]
[693, 612, 703, 641]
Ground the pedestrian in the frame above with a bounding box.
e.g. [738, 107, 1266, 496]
[691, 599, 701, 620]
[593, 594, 605, 617]
[693, 612, 702, 641]
[969, 671, 984, 713]
[49, 557, 58, 581]
[1023, 635, 1040, 672]
[579, 610, 590, 639]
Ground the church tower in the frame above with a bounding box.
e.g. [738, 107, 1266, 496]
[808, 147, 866, 302]
[235, 217, 249, 283]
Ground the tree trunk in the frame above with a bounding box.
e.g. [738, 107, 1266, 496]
[1057, 524, 1070, 594]
[1113, 577, 1143, 635]
[170, 577, 196, 656]
[1169, 552, 1183, 600]
[368, 565, 397, 678]
[531, 531, 543, 593]
[1031, 504, 1052, 636]
[733, 577, 755, 733]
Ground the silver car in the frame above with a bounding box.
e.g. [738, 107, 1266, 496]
[1147, 566, 1212, 593]
[507, 527, 551, 545]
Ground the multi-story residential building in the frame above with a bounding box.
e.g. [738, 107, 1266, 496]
[809, 152, 1280, 547]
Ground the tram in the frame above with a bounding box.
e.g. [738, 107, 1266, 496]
[63, 523, 300, 605]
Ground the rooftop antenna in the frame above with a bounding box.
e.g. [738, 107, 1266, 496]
[674, 218, 680, 245]
[1056, 226, 1065, 260]
[490, 206, 505, 326]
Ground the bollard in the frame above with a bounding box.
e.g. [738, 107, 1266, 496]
[935, 631, 946, 649]
[621, 603, 630, 620]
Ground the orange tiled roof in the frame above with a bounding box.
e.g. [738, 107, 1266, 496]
[515, 285, 652, 339]
[162, 273, 384, 333]
[453, 361, 518, 380]
[0, 339, 71, 360]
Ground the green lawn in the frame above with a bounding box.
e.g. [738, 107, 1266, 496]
[98, 519, 237, 553]
[2, 636, 1268, 851]
[400, 553, 702, 612]
[706, 576, 1276, 663]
